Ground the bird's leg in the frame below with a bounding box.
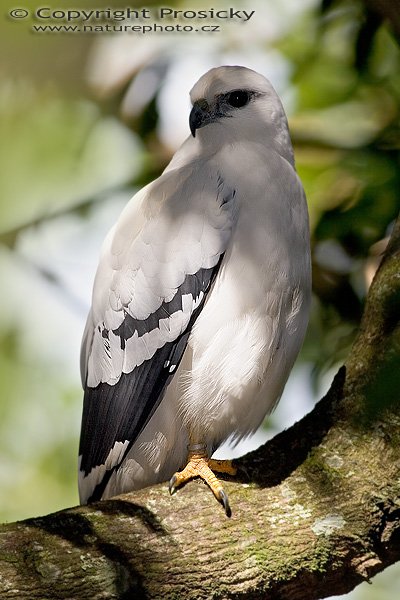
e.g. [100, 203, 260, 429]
[168, 442, 237, 516]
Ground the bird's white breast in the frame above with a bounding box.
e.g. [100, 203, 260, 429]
[179, 142, 311, 445]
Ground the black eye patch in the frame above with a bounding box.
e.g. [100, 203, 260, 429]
[226, 90, 252, 108]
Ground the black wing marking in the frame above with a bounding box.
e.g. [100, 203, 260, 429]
[79, 259, 223, 502]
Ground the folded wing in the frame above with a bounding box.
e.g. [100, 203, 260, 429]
[79, 163, 237, 502]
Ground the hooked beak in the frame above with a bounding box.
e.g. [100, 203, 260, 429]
[189, 100, 212, 137]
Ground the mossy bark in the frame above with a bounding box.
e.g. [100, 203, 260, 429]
[0, 216, 399, 600]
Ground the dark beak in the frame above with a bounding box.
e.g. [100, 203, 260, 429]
[189, 101, 211, 137]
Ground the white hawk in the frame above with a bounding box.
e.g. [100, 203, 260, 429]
[78, 65, 311, 515]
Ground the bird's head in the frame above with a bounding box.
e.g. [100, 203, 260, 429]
[189, 65, 294, 165]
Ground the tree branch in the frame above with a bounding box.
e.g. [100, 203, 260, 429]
[1, 216, 399, 600]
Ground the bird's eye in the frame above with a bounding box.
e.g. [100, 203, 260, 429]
[226, 90, 251, 108]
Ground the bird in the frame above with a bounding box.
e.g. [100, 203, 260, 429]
[78, 65, 311, 516]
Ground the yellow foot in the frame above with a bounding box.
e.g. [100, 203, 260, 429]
[168, 446, 237, 517]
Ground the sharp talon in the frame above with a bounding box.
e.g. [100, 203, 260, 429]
[219, 489, 232, 518]
[168, 452, 236, 514]
[169, 475, 177, 495]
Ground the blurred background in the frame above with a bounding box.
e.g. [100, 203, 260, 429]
[0, 0, 399, 596]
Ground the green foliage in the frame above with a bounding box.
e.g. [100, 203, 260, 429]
[0, 328, 79, 521]
[286, 3, 400, 383]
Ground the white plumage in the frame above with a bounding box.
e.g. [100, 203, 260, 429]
[78, 66, 311, 510]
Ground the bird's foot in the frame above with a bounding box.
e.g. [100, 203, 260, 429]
[168, 445, 236, 517]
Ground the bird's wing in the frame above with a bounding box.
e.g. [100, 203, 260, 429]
[79, 162, 237, 502]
